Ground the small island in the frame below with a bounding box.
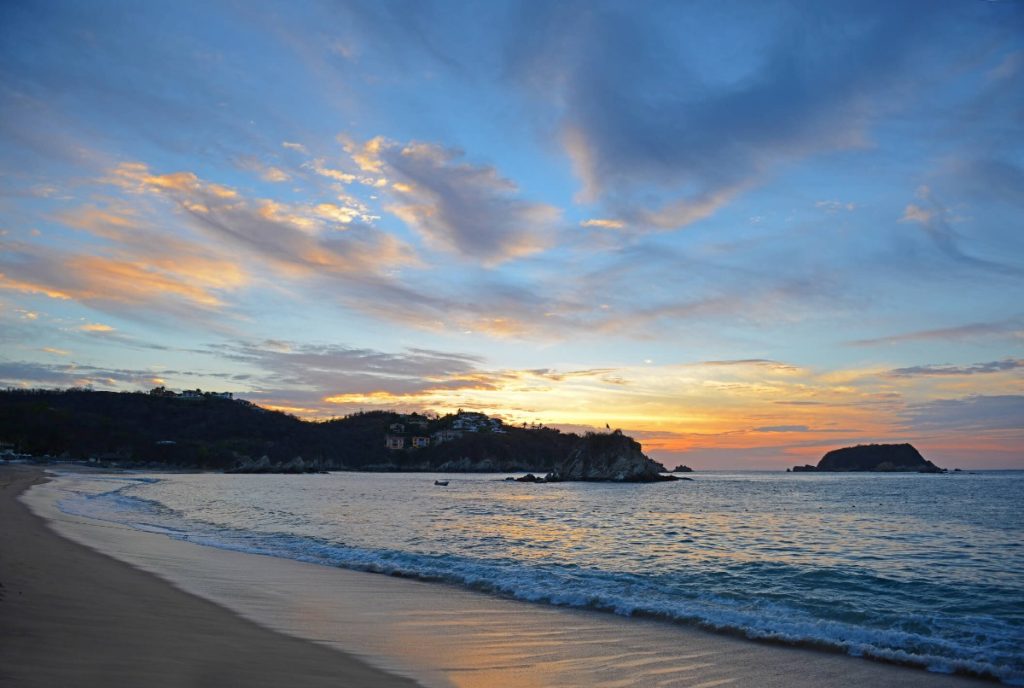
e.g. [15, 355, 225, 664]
[791, 443, 943, 473]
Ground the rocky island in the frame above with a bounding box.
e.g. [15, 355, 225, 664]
[791, 443, 943, 473]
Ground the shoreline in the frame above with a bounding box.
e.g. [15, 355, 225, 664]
[0, 466, 419, 688]
[11, 466, 1003, 688]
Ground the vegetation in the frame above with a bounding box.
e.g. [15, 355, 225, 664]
[0, 389, 580, 471]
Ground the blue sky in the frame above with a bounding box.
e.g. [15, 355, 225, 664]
[1, 0, 1022, 467]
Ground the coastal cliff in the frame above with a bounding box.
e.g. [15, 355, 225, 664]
[546, 430, 675, 482]
[792, 443, 942, 473]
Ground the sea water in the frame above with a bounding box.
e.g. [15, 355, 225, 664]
[53, 470, 1024, 684]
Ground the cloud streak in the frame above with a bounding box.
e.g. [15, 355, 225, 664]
[849, 318, 1024, 347]
[345, 137, 561, 263]
[887, 359, 1023, 378]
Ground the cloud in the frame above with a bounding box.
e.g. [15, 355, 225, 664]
[236, 156, 290, 183]
[887, 359, 1023, 378]
[903, 394, 1024, 432]
[0, 240, 246, 319]
[753, 425, 810, 433]
[103, 161, 414, 277]
[701, 359, 800, 373]
[900, 203, 934, 224]
[213, 340, 490, 399]
[0, 360, 171, 390]
[580, 218, 625, 229]
[816, 200, 856, 213]
[344, 137, 561, 263]
[1, 161, 419, 329]
[849, 318, 1024, 347]
[897, 185, 1022, 275]
[507, 2, 935, 230]
[307, 158, 357, 184]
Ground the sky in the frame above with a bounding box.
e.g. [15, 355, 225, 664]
[1, 0, 1022, 469]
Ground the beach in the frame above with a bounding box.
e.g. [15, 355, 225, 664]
[0, 467, 417, 688]
[1, 466, 1002, 688]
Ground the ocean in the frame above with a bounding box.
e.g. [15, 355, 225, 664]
[53, 469, 1024, 684]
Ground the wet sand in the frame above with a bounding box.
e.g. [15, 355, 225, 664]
[6, 465, 998, 688]
[0, 466, 418, 688]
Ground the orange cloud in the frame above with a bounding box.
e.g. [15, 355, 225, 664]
[64, 255, 244, 307]
[580, 218, 625, 229]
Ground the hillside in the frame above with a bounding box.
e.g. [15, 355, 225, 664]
[0, 389, 578, 472]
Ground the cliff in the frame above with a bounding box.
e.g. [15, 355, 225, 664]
[546, 430, 675, 482]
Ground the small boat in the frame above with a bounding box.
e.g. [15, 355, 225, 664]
[434, 479, 449, 486]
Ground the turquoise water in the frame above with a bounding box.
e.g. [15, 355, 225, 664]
[57, 470, 1024, 684]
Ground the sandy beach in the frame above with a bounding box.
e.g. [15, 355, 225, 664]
[0, 466, 418, 688]
[2, 466, 1001, 688]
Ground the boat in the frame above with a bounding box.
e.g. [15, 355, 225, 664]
[434, 479, 449, 486]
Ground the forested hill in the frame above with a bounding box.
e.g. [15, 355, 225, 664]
[0, 389, 579, 472]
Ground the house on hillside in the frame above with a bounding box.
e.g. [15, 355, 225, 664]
[411, 436, 430, 449]
[385, 435, 405, 450]
[452, 412, 502, 433]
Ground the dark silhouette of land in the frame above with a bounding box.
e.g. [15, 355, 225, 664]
[791, 443, 942, 473]
[0, 389, 578, 472]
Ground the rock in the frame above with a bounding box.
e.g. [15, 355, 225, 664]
[672, 465, 693, 473]
[546, 430, 676, 482]
[796, 443, 942, 473]
[791, 464, 817, 472]
[515, 473, 546, 483]
[226, 455, 273, 473]
[226, 454, 321, 474]
[436, 457, 499, 472]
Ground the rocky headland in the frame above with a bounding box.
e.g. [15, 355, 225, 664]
[545, 430, 678, 482]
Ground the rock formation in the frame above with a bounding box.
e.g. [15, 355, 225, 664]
[792, 443, 942, 473]
[226, 455, 323, 474]
[546, 430, 677, 482]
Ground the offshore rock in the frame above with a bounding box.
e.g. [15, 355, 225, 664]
[546, 430, 676, 482]
[802, 443, 942, 473]
[227, 455, 321, 474]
